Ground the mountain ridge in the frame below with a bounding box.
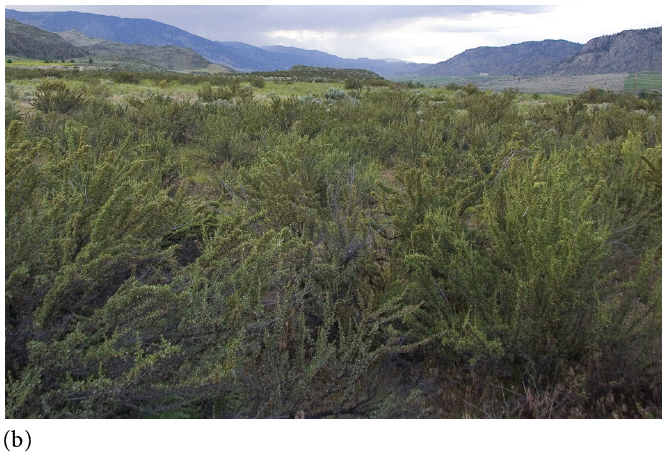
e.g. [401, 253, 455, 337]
[56, 29, 211, 71]
[549, 27, 662, 75]
[5, 9, 662, 77]
[415, 39, 583, 76]
[4, 9, 425, 76]
[5, 18, 86, 60]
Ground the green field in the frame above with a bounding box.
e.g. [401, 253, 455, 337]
[5, 56, 79, 67]
[623, 72, 662, 93]
[387, 74, 508, 86]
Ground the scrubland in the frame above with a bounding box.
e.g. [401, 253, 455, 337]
[5, 67, 662, 418]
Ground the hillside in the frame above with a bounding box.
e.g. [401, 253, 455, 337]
[259, 45, 428, 75]
[6, 9, 663, 79]
[5, 9, 272, 71]
[549, 27, 662, 75]
[57, 29, 211, 71]
[418, 40, 583, 76]
[6, 9, 424, 76]
[252, 65, 386, 83]
[5, 18, 85, 60]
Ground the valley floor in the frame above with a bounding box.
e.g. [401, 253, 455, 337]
[390, 73, 634, 94]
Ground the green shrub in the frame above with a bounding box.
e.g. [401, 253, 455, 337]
[4, 69, 661, 418]
[197, 83, 234, 102]
[249, 75, 265, 88]
[111, 71, 140, 84]
[323, 87, 346, 100]
[344, 77, 364, 91]
[31, 79, 85, 114]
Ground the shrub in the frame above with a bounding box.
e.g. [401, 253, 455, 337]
[345, 77, 364, 91]
[5, 83, 20, 101]
[460, 82, 480, 95]
[197, 83, 234, 102]
[111, 71, 140, 84]
[249, 76, 265, 88]
[323, 87, 346, 100]
[4, 70, 662, 418]
[31, 79, 85, 113]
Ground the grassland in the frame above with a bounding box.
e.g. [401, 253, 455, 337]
[389, 73, 633, 94]
[5, 56, 80, 67]
[6, 75, 564, 115]
[623, 71, 662, 93]
[6, 55, 233, 74]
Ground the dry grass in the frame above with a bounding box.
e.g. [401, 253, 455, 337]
[418, 360, 661, 418]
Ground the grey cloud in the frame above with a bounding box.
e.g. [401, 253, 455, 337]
[6, 5, 552, 43]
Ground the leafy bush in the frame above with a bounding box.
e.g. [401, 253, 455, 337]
[345, 77, 364, 91]
[197, 83, 234, 102]
[323, 87, 346, 100]
[249, 75, 265, 88]
[31, 79, 85, 113]
[110, 71, 140, 84]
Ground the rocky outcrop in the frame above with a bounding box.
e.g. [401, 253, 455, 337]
[549, 27, 661, 75]
[418, 40, 583, 76]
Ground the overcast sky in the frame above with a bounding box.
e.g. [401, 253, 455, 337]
[6, 2, 662, 64]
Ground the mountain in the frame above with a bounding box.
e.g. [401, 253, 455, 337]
[7, 9, 661, 78]
[259, 45, 428, 75]
[5, 9, 267, 72]
[549, 27, 662, 75]
[417, 40, 583, 77]
[5, 18, 85, 60]
[5, 9, 423, 76]
[57, 29, 210, 71]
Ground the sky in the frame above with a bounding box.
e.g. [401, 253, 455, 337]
[5, 2, 664, 64]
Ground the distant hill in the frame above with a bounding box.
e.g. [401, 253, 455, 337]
[549, 27, 662, 75]
[253, 65, 385, 83]
[5, 9, 424, 76]
[6, 9, 662, 78]
[259, 45, 428, 75]
[57, 29, 211, 71]
[5, 9, 273, 71]
[417, 40, 583, 76]
[5, 18, 85, 60]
